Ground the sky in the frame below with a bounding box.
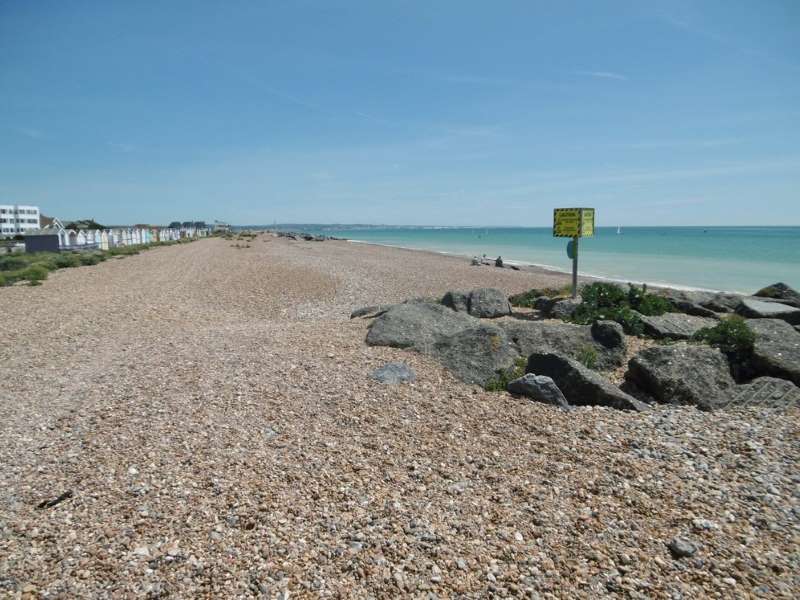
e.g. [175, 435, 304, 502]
[1, 0, 798, 226]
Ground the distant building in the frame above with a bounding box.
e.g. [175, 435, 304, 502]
[0, 205, 40, 236]
[213, 220, 231, 233]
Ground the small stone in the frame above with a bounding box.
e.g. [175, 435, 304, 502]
[370, 362, 416, 384]
[692, 518, 719, 531]
[667, 537, 697, 559]
[133, 546, 150, 557]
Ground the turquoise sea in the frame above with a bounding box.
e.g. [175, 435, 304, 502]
[258, 226, 800, 294]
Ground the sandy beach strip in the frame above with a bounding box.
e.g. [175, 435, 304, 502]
[1, 235, 797, 598]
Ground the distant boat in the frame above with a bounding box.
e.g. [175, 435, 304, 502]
[617, 225, 622, 235]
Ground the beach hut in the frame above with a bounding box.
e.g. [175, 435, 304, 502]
[99, 230, 109, 250]
[67, 230, 78, 247]
[76, 231, 88, 247]
[24, 230, 60, 253]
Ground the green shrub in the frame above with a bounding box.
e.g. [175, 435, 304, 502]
[485, 357, 527, 392]
[565, 282, 667, 336]
[570, 303, 645, 336]
[54, 253, 82, 268]
[0, 273, 6, 287]
[581, 282, 627, 309]
[0, 255, 30, 272]
[627, 283, 673, 316]
[79, 254, 100, 266]
[692, 316, 755, 355]
[637, 293, 673, 316]
[693, 316, 756, 381]
[22, 264, 49, 282]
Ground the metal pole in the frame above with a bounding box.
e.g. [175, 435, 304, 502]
[572, 235, 579, 298]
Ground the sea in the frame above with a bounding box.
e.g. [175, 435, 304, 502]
[249, 225, 800, 294]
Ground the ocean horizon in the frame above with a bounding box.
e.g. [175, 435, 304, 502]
[240, 225, 800, 294]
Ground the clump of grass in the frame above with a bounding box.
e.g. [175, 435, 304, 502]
[22, 264, 49, 283]
[0, 273, 7, 287]
[485, 357, 527, 392]
[54, 253, 82, 268]
[576, 345, 598, 369]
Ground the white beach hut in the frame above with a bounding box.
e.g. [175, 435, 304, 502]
[99, 230, 109, 250]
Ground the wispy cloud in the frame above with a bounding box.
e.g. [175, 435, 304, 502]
[107, 142, 136, 153]
[13, 127, 45, 139]
[441, 74, 517, 86]
[623, 138, 742, 150]
[656, 10, 800, 72]
[577, 70, 628, 81]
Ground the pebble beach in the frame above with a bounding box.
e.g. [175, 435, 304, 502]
[1, 235, 798, 598]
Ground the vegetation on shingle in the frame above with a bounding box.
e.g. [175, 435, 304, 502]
[0, 238, 198, 288]
[484, 357, 527, 392]
[565, 282, 673, 336]
[692, 316, 755, 355]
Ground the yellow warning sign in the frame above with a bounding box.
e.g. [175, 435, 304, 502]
[581, 208, 595, 237]
[553, 207, 595, 238]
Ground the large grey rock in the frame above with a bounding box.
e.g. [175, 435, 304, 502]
[625, 344, 735, 410]
[728, 377, 800, 409]
[639, 313, 718, 340]
[430, 324, 519, 386]
[370, 362, 416, 384]
[526, 352, 648, 411]
[534, 296, 556, 312]
[350, 304, 393, 319]
[754, 282, 800, 309]
[736, 298, 800, 325]
[366, 303, 478, 350]
[507, 374, 569, 409]
[548, 297, 582, 319]
[467, 288, 511, 318]
[746, 319, 800, 386]
[666, 298, 719, 319]
[499, 319, 625, 370]
[658, 289, 743, 314]
[591, 320, 626, 350]
[441, 290, 469, 312]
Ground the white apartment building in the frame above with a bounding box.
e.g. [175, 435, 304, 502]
[0, 205, 41, 236]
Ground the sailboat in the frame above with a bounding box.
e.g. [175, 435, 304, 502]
[617, 225, 622, 235]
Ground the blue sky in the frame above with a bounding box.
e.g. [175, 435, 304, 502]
[1, 0, 798, 226]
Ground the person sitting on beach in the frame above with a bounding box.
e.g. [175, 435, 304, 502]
[495, 256, 503, 268]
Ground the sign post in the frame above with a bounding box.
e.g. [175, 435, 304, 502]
[553, 208, 595, 298]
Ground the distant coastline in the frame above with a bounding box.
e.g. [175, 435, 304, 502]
[239, 225, 800, 293]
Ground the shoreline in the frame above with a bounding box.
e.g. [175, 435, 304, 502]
[343, 238, 740, 294]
